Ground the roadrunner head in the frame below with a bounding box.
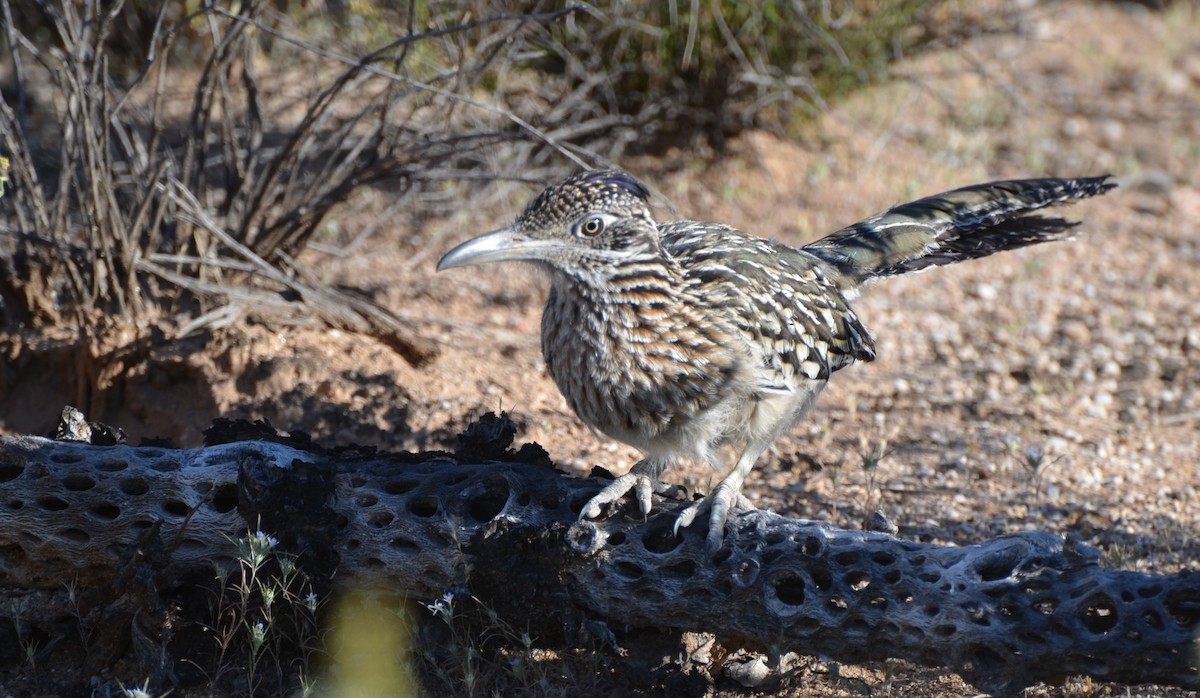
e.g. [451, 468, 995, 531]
[436, 170, 661, 282]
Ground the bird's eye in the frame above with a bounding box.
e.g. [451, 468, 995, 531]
[579, 216, 605, 237]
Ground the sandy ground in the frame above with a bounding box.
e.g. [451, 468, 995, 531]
[2, 0, 1197, 695]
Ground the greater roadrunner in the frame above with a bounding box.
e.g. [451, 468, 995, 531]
[437, 170, 1115, 551]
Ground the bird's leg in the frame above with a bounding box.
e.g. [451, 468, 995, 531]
[675, 444, 766, 553]
[580, 457, 668, 521]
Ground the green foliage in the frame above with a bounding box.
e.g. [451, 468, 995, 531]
[537, 0, 933, 150]
[200, 529, 323, 695]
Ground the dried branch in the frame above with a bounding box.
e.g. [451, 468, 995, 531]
[0, 430, 1196, 696]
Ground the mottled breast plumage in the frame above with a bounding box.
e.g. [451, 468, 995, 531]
[541, 275, 742, 446]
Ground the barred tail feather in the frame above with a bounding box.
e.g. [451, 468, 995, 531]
[805, 175, 1116, 286]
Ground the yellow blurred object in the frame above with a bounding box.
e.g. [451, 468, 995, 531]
[321, 585, 421, 697]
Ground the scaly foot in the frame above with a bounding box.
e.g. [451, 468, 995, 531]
[580, 471, 674, 520]
[674, 486, 755, 553]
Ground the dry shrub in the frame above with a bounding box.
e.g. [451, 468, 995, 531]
[0, 0, 949, 415]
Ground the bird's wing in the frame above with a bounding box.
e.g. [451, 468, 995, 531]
[660, 222, 875, 391]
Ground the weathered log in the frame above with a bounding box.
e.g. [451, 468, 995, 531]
[0, 432, 1197, 695]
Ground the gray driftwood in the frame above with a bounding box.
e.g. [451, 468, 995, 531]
[0, 432, 1197, 695]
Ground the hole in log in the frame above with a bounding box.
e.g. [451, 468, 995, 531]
[96, 460, 128, 472]
[1143, 610, 1164, 630]
[0, 462, 23, 482]
[967, 643, 1007, 674]
[962, 601, 989, 626]
[568, 494, 592, 515]
[732, 558, 760, 588]
[119, 478, 150, 496]
[615, 561, 644, 580]
[641, 518, 682, 554]
[810, 566, 832, 591]
[663, 560, 695, 579]
[383, 480, 419, 495]
[211, 483, 239, 513]
[50, 452, 84, 464]
[36, 496, 69, 511]
[367, 511, 395, 528]
[1137, 583, 1162, 598]
[61, 474, 96, 491]
[934, 624, 956, 637]
[607, 531, 626, 546]
[845, 571, 870, 591]
[357, 494, 379, 507]
[1081, 592, 1119, 634]
[408, 495, 439, 518]
[1164, 589, 1200, 628]
[870, 551, 896, 566]
[90, 504, 120, 521]
[467, 475, 510, 522]
[389, 538, 419, 550]
[802, 536, 822, 555]
[162, 501, 188, 517]
[516, 492, 531, 507]
[540, 493, 563, 510]
[771, 574, 805, 606]
[976, 555, 1018, 582]
[6, 499, 23, 510]
[834, 550, 862, 566]
[149, 459, 181, 473]
[883, 569, 902, 584]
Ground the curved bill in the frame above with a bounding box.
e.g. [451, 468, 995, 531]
[436, 227, 562, 272]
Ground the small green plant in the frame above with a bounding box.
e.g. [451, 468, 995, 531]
[9, 597, 38, 675]
[195, 529, 322, 695]
[1102, 542, 1146, 570]
[116, 678, 171, 697]
[416, 589, 582, 697]
[856, 417, 897, 516]
[420, 594, 537, 695]
[1020, 443, 1048, 503]
[1004, 436, 1061, 507]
